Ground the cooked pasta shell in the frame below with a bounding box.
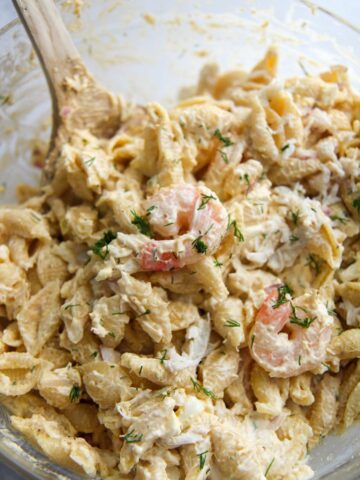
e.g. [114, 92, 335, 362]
[308, 373, 340, 448]
[82, 361, 132, 409]
[329, 329, 360, 360]
[0, 352, 41, 396]
[38, 366, 82, 410]
[17, 280, 61, 356]
[337, 282, 360, 307]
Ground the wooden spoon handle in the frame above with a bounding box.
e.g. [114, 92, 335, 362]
[12, 0, 81, 99]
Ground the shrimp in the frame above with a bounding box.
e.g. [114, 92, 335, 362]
[249, 285, 333, 378]
[139, 183, 227, 271]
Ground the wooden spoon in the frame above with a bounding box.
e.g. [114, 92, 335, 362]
[12, 0, 121, 180]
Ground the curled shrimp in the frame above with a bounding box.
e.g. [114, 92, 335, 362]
[139, 184, 227, 271]
[249, 285, 333, 378]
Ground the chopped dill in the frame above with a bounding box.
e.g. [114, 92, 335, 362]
[130, 210, 153, 237]
[352, 196, 360, 213]
[64, 303, 80, 311]
[90, 230, 117, 259]
[227, 215, 244, 242]
[159, 349, 168, 365]
[272, 284, 293, 309]
[224, 319, 241, 328]
[192, 236, 208, 254]
[197, 450, 208, 470]
[84, 156, 96, 167]
[191, 377, 216, 399]
[213, 128, 234, 147]
[198, 193, 216, 210]
[265, 458, 275, 477]
[69, 385, 81, 402]
[213, 258, 223, 267]
[122, 429, 143, 444]
[290, 210, 300, 225]
[289, 304, 316, 328]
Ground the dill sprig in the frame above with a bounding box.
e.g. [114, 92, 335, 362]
[214, 129, 234, 147]
[227, 215, 244, 242]
[84, 156, 96, 167]
[290, 210, 300, 225]
[122, 429, 143, 444]
[272, 284, 293, 309]
[214, 128, 234, 163]
[330, 214, 348, 224]
[191, 377, 216, 399]
[131, 210, 153, 237]
[224, 319, 241, 327]
[265, 457, 275, 477]
[197, 450, 208, 470]
[69, 385, 81, 402]
[159, 349, 168, 365]
[90, 230, 117, 260]
[289, 304, 316, 328]
[192, 236, 208, 254]
[213, 258, 223, 267]
[352, 196, 360, 213]
[64, 303, 80, 311]
[198, 193, 216, 210]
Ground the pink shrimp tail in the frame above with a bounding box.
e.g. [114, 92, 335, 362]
[139, 242, 183, 272]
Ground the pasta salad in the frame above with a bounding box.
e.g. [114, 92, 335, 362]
[0, 48, 360, 479]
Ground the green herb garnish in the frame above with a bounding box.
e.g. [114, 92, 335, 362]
[290, 210, 300, 225]
[213, 258, 223, 267]
[289, 304, 316, 328]
[214, 129, 234, 147]
[352, 196, 360, 213]
[122, 429, 143, 444]
[251, 334, 256, 349]
[224, 319, 241, 327]
[219, 149, 229, 163]
[137, 309, 151, 318]
[281, 144, 290, 152]
[265, 457, 275, 477]
[197, 450, 208, 470]
[272, 284, 293, 309]
[131, 210, 153, 237]
[84, 156, 96, 167]
[198, 193, 216, 210]
[330, 214, 348, 224]
[191, 377, 216, 399]
[192, 236, 208, 254]
[64, 303, 80, 311]
[227, 215, 244, 241]
[146, 205, 156, 215]
[290, 234, 299, 243]
[159, 349, 168, 365]
[69, 385, 81, 402]
[90, 230, 117, 259]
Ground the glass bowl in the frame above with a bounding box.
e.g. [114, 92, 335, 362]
[0, 1, 359, 478]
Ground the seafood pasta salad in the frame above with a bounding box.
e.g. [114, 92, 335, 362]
[1, 48, 360, 480]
